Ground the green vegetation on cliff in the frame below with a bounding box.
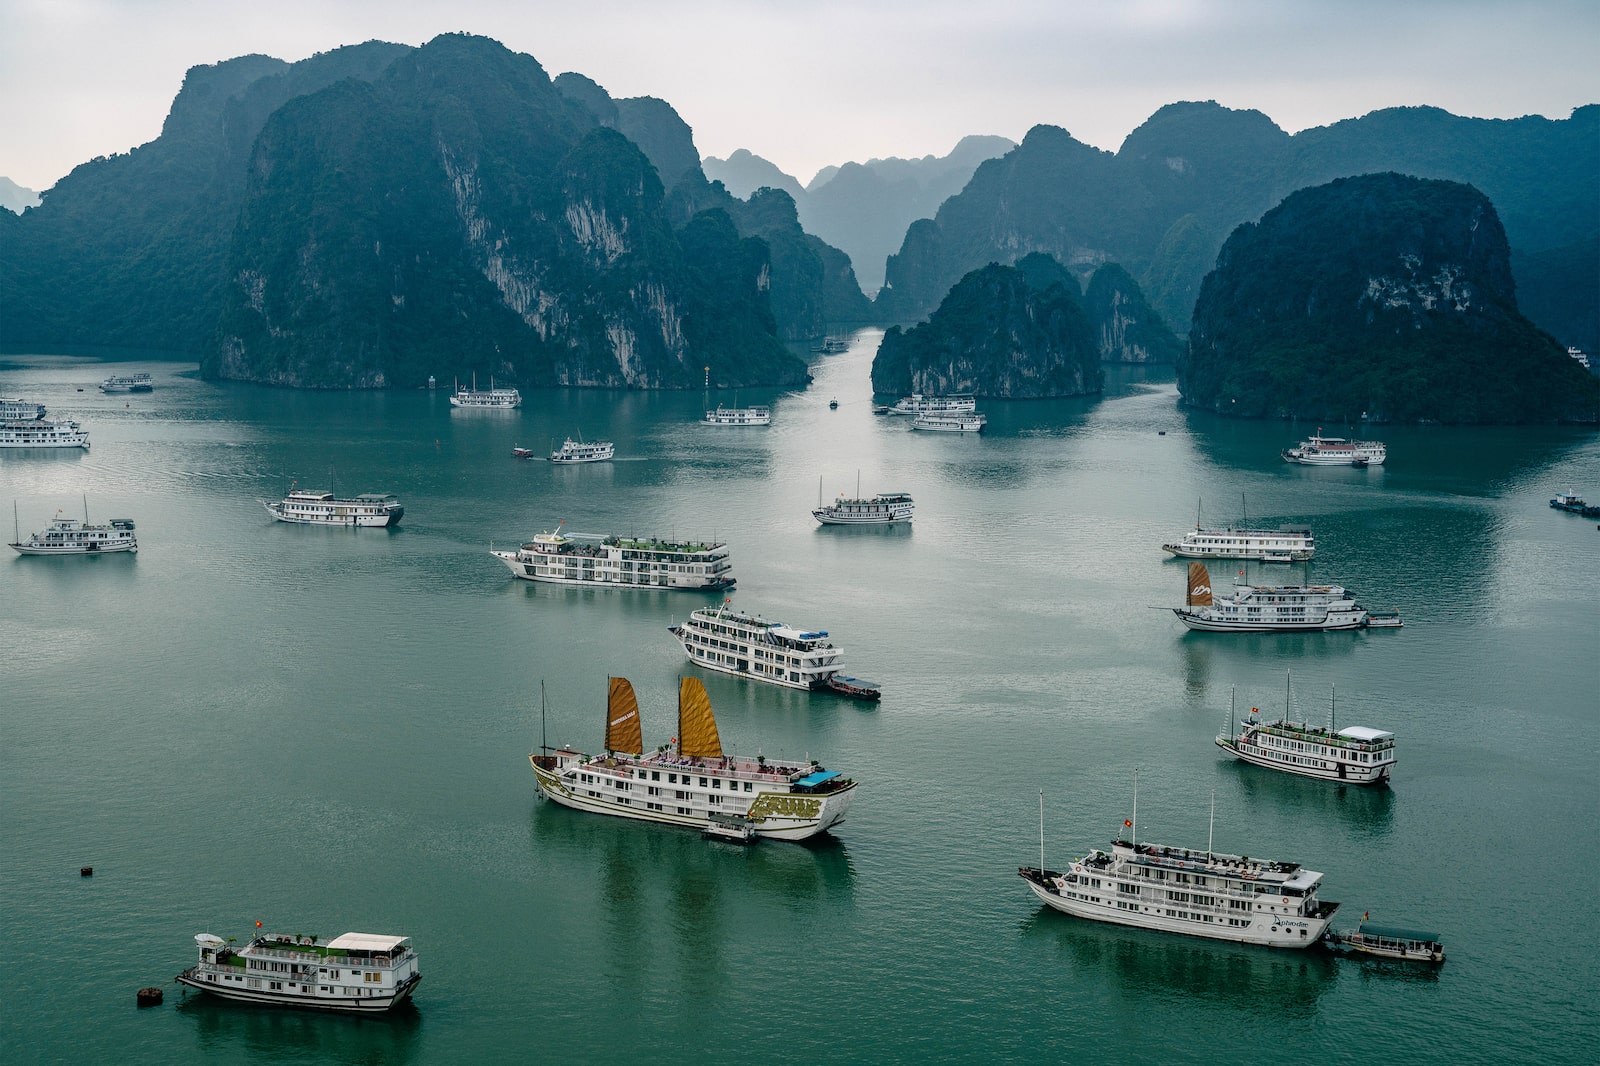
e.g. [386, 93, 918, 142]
[1180, 173, 1599, 424]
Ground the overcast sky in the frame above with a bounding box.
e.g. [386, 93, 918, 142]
[3, 0, 1597, 193]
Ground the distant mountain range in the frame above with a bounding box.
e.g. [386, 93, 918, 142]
[873, 102, 1599, 356]
[0, 177, 40, 214]
[704, 136, 1015, 292]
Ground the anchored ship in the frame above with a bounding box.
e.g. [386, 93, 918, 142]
[702, 405, 771, 426]
[492, 527, 734, 590]
[669, 603, 879, 696]
[530, 676, 856, 841]
[911, 411, 986, 433]
[1172, 563, 1400, 632]
[887, 394, 976, 416]
[1282, 432, 1386, 466]
[10, 503, 136, 555]
[265, 489, 404, 527]
[0, 419, 89, 449]
[550, 437, 614, 463]
[449, 375, 521, 408]
[1216, 680, 1395, 784]
[0, 397, 46, 421]
[99, 372, 153, 393]
[176, 931, 421, 1011]
[813, 474, 914, 525]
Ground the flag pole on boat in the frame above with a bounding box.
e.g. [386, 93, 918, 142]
[1207, 789, 1216, 860]
[1038, 789, 1045, 874]
[539, 679, 549, 756]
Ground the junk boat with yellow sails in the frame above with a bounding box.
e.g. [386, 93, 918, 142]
[530, 677, 856, 841]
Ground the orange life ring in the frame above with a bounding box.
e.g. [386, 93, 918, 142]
[1281, 897, 1289, 904]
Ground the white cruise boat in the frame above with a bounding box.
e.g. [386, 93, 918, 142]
[1216, 682, 1395, 785]
[550, 437, 614, 463]
[1020, 837, 1340, 948]
[0, 419, 90, 449]
[888, 393, 976, 416]
[177, 931, 421, 1012]
[1172, 563, 1398, 632]
[99, 372, 153, 393]
[911, 411, 986, 433]
[492, 527, 734, 590]
[669, 603, 860, 691]
[0, 397, 46, 421]
[1163, 526, 1314, 563]
[449, 375, 521, 408]
[812, 473, 914, 525]
[531, 676, 856, 841]
[702, 405, 771, 426]
[264, 489, 404, 527]
[10, 513, 137, 555]
[1282, 433, 1386, 466]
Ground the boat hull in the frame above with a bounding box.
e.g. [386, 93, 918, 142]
[1020, 872, 1332, 949]
[532, 760, 851, 841]
[176, 970, 421, 1012]
[493, 550, 735, 591]
[265, 504, 403, 528]
[812, 511, 912, 525]
[1174, 609, 1369, 632]
[10, 542, 136, 555]
[1216, 737, 1391, 785]
[1162, 546, 1312, 562]
[1282, 451, 1385, 466]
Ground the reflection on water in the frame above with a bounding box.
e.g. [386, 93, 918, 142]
[1018, 909, 1338, 1010]
[176, 991, 422, 1061]
[1224, 761, 1397, 837]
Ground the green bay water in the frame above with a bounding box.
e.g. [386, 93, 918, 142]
[2, 338, 1596, 1064]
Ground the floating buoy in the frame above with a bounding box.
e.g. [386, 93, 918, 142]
[1158, 431, 1166, 435]
[80, 866, 93, 877]
[136, 987, 164, 1007]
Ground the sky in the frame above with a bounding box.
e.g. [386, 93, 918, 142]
[3, 0, 1597, 193]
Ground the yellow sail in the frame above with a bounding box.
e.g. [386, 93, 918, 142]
[1186, 561, 1213, 607]
[677, 676, 723, 758]
[605, 677, 643, 755]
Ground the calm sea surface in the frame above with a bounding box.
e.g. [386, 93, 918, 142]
[3, 338, 1597, 1065]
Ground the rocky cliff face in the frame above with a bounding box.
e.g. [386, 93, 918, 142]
[1084, 263, 1183, 363]
[871, 256, 1101, 398]
[1180, 173, 1599, 423]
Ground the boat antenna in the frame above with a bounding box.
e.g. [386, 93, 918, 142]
[540, 680, 548, 755]
[1130, 769, 1139, 844]
[1329, 684, 1336, 734]
[1286, 670, 1292, 726]
[817, 474, 823, 509]
[856, 470, 861, 500]
[1039, 789, 1046, 873]
[1208, 789, 1216, 859]
[13, 500, 18, 543]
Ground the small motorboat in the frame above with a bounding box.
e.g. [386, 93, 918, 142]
[512, 446, 535, 459]
[823, 675, 882, 702]
[829, 398, 839, 409]
[1326, 923, 1444, 964]
[702, 813, 759, 844]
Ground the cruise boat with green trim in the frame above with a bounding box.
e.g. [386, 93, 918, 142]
[531, 677, 856, 841]
[176, 931, 421, 1011]
[1216, 680, 1395, 785]
[492, 526, 734, 590]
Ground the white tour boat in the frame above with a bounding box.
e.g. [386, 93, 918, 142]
[177, 931, 421, 1011]
[888, 394, 976, 416]
[911, 411, 986, 433]
[669, 603, 874, 694]
[264, 489, 404, 527]
[1172, 563, 1399, 632]
[1162, 506, 1313, 562]
[0, 397, 46, 421]
[550, 437, 615, 463]
[811, 337, 850, 354]
[1019, 788, 1340, 948]
[812, 474, 914, 525]
[99, 372, 153, 393]
[492, 527, 734, 590]
[531, 676, 856, 841]
[449, 375, 521, 408]
[702, 405, 771, 426]
[0, 419, 90, 449]
[1327, 921, 1445, 964]
[1216, 681, 1395, 784]
[10, 508, 137, 555]
[1282, 432, 1386, 466]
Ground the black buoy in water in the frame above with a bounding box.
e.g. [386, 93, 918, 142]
[1158, 431, 1166, 435]
[81, 866, 93, 877]
[137, 987, 164, 1007]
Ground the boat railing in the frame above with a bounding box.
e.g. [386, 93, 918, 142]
[1250, 723, 1392, 752]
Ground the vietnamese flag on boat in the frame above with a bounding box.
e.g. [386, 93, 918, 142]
[1124, 819, 1132, 827]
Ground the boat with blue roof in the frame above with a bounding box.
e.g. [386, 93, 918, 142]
[669, 603, 877, 695]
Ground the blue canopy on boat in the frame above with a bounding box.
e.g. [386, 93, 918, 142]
[793, 770, 840, 788]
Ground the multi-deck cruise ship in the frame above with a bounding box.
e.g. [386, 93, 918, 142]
[449, 375, 521, 408]
[1020, 835, 1341, 948]
[702, 405, 771, 426]
[1282, 433, 1386, 466]
[668, 604, 853, 691]
[10, 511, 137, 555]
[99, 372, 153, 393]
[177, 931, 421, 1011]
[530, 676, 856, 841]
[1162, 526, 1314, 563]
[1172, 563, 1400, 632]
[492, 527, 734, 590]
[911, 412, 986, 433]
[264, 489, 404, 527]
[813, 491, 915, 525]
[1216, 680, 1396, 784]
[887, 394, 976, 416]
[550, 437, 614, 463]
[0, 397, 46, 421]
[0, 419, 90, 449]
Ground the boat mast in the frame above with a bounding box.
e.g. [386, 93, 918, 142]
[1229, 686, 1236, 738]
[1131, 769, 1139, 844]
[1329, 685, 1336, 733]
[1039, 789, 1045, 872]
[1207, 789, 1215, 859]
[540, 680, 548, 755]
[83, 494, 89, 522]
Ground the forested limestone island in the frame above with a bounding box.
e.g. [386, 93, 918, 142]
[1084, 263, 1184, 363]
[871, 254, 1102, 399]
[1179, 173, 1600, 424]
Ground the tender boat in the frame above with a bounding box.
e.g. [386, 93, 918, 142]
[530, 676, 856, 841]
[1282, 432, 1386, 466]
[512, 446, 536, 459]
[702, 405, 772, 426]
[0, 419, 89, 449]
[669, 603, 861, 692]
[550, 437, 614, 463]
[449, 375, 521, 408]
[1327, 921, 1445, 964]
[1216, 680, 1395, 785]
[10, 510, 137, 555]
[1550, 491, 1600, 517]
[0, 397, 47, 421]
[265, 489, 404, 528]
[1172, 562, 1399, 632]
[99, 372, 153, 393]
[492, 527, 734, 590]
[813, 474, 914, 525]
[823, 676, 882, 702]
[911, 411, 986, 433]
[1020, 789, 1340, 949]
[888, 394, 976, 416]
[176, 931, 421, 1011]
[702, 812, 760, 844]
